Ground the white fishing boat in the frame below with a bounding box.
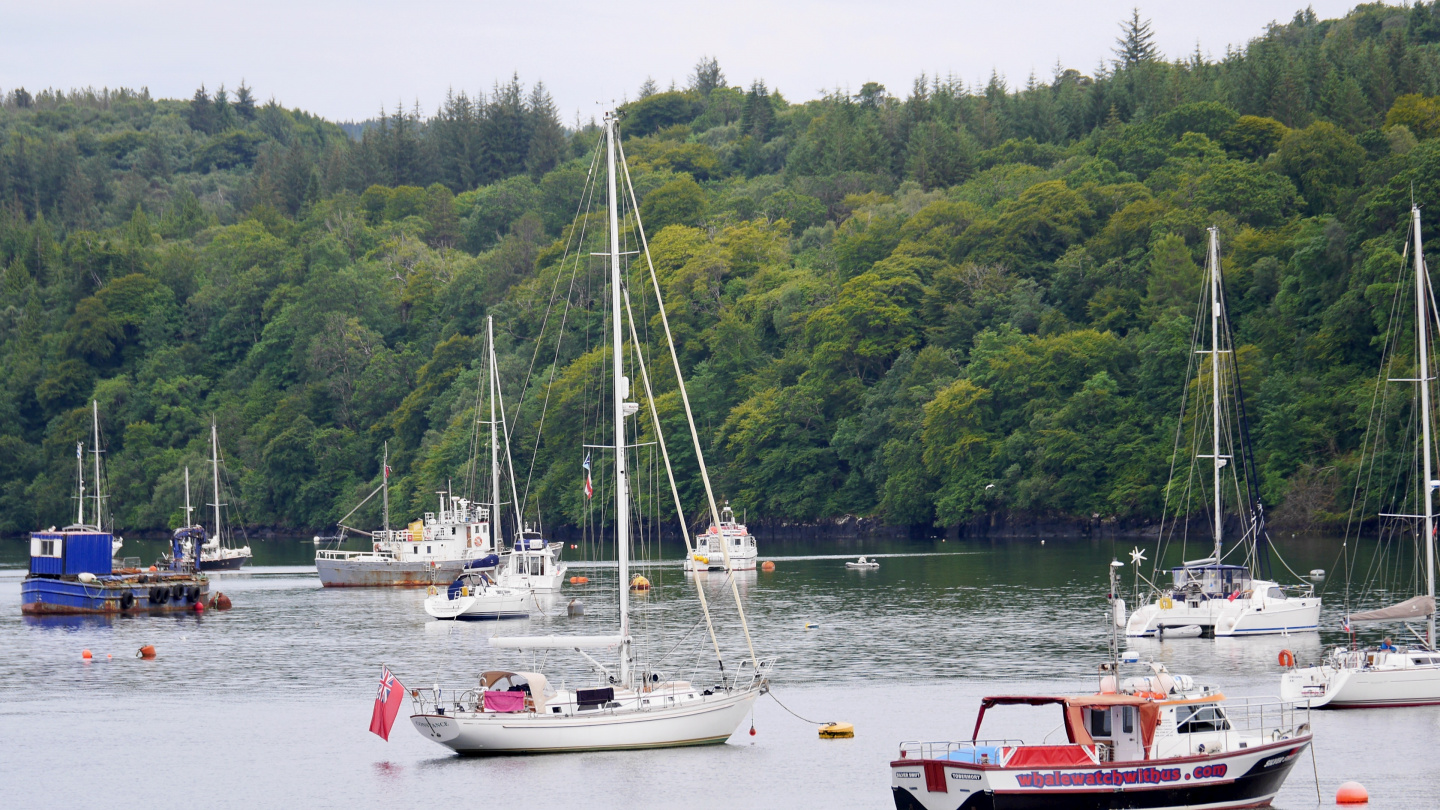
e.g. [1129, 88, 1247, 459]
[1279, 205, 1440, 709]
[424, 556, 531, 621]
[316, 443, 494, 587]
[846, 556, 880, 569]
[1124, 227, 1319, 638]
[892, 565, 1314, 810]
[406, 110, 772, 754]
[684, 503, 757, 572]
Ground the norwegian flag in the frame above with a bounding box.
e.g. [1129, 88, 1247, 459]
[369, 666, 406, 741]
[583, 453, 593, 500]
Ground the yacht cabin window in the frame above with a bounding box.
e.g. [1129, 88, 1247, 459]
[1176, 704, 1231, 734]
[1086, 707, 1111, 738]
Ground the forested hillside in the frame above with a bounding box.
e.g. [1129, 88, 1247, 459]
[5, 5, 1440, 535]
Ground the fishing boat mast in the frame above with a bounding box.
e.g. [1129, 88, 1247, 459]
[92, 401, 103, 530]
[382, 441, 390, 540]
[75, 441, 85, 527]
[1413, 204, 1436, 648]
[606, 111, 633, 688]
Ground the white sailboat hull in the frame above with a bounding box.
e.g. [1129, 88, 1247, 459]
[1125, 590, 1320, 637]
[1281, 659, 1440, 708]
[410, 688, 759, 754]
[424, 590, 529, 620]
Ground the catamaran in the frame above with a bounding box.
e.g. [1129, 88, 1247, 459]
[405, 110, 772, 754]
[1280, 205, 1440, 708]
[1123, 227, 1320, 638]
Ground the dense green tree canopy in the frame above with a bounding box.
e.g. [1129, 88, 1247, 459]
[4, 5, 1440, 535]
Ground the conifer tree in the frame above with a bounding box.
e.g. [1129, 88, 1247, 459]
[188, 85, 217, 134]
[525, 82, 565, 181]
[235, 81, 256, 121]
[690, 56, 725, 97]
[1114, 8, 1158, 67]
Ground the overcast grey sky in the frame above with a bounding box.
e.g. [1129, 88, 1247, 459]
[2, 1, 1363, 123]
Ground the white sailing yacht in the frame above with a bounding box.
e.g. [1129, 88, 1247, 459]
[196, 421, 251, 570]
[1281, 205, 1440, 708]
[407, 110, 772, 753]
[1124, 227, 1320, 638]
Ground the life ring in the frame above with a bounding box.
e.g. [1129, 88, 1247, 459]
[427, 585, 438, 595]
[119, 591, 136, 610]
[1278, 649, 1295, 668]
[1158, 596, 1174, 610]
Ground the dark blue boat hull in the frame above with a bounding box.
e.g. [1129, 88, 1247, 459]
[22, 576, 209, 614]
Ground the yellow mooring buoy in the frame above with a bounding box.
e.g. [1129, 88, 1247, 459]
[819, 722, 854, 739]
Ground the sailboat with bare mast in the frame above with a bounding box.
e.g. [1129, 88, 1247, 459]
[406, 109, 772, 753]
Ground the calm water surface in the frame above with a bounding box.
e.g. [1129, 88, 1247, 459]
[1, 533, 1435, 808]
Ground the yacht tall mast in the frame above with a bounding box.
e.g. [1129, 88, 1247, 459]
[606, 111, 632, 687]
[92, 401, 102, 529]
[211, 419, 222, 547]
[184, 467, 193, 526]
[1413, 204, 1436, 648]
[1209, 228, 1224, 563]
[489, 315, 502, 551]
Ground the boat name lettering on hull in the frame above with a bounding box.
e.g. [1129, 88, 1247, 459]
[1014, 766, 1182, 789]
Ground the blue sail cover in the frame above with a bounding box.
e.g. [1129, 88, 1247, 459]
[466, 554, 500, 569]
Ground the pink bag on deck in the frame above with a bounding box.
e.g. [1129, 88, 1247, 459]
[483, 690, 527, 713]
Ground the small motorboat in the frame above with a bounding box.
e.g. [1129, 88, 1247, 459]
[846, 556, 880, 569]
[424, 556, 530, 621]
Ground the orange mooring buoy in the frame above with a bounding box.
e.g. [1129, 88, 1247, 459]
[630, 575, 651, 591]
[760, 561, 776, 572]
[1336, 782, 1369, 804]
[577, 576, 589, 584]
[215, 593, 232, 610]
[81, 649, 93, 660]
[136, 645, 157, 659]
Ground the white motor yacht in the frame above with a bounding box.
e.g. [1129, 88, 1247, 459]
[684, 503, 757, 572]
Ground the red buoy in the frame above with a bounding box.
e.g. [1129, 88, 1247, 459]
[1336, 782, 1368, 804]
[81, 649, 92, 660]
[761, 561, 776, 572]
[193, 600, 205, 612]
[137, 645, 157, 659]
[215, 593, 233, 610]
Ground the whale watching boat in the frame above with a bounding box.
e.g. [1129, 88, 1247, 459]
[684, 502, 757, 572]
[315, 443, 493, 587]
[22, 402, 209, 614]
[1280, 205, 1440, 709]
[891, 566, 1313, 809]
[405, 110, 771, 754]
[1123, 227, 1319, 638]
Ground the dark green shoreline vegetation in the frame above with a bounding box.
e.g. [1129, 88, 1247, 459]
[5, 6, 1440, 536]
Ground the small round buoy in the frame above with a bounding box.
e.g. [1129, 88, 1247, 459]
[106, 653, 112, 659]
[1336, 781, 1368, 804]
[148, 565, 157, 572]
[630, 575, 651, 591]
[81, 649, 92, 660]
[193, 600, 205, 612]
[569, 576, 578, 584]
[819, 722, 854, 739]
[567, 598, 584, 616]
[579, 576, 589, 584]
[570, 544, 577, 549]
[760, 561, 776, 572]
[215, 593, 232, 610]
[749, 726, 756, 736]
[136, 645, 157, 659]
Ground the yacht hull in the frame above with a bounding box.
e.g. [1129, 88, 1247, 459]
[316, 557, 466, 587]
[199, 553, 249, 571]
[891, 736, 1310, 810]
[1281, 663, 1440, 708]
[410, 689, 759, 754]
[424, 591, 530, 620]
[1125, 597, 1320, 638]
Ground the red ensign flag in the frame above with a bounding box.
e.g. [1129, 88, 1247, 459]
[369, 666, 406, 741]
